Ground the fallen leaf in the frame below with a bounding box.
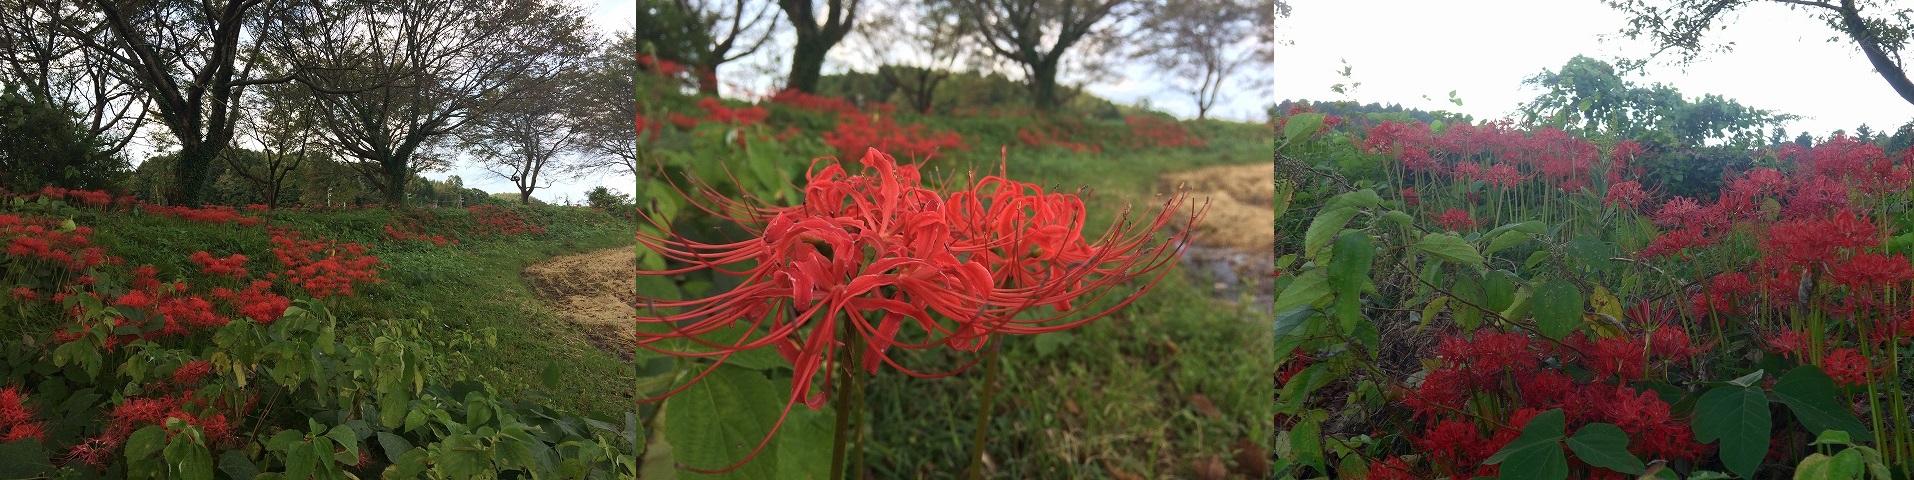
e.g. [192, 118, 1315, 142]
[1233, 437, 1270, 478]
[1190, 393, 1221, 419]
[1064, 398, 1080, 415]
[1190, 455, 1227, 480]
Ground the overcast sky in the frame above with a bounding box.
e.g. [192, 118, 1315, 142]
[1276, 0, 1914, 138]
[426, 0, 636, 205]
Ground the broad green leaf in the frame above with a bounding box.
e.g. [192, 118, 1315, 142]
[1451, 274, 1486, 331]
[1566, 423, 1645, 475]
[1793, 451, 1863, 480]
[1487, 409, 1569, 480]
[125, 425, 167, 461]
[1304, 207, 1358, 259]
[164, 433, 215, 480]
[1567, 236, 1617, 272]
[1486, 230, 1535, 255]
[1482, 270, 1516, 311]
[1532, 278, 1583, 340]
[1694, 385, 1771, 479]
[665, 365, 781, 479]
[774, 397, 833, 480]
[1775, 367, 1874, 442]
[1414, 233, 1484, 268]
[1274, 305, 1316, 341]
[1273, 268, 1331, 315]
[0, 439, 53, 478]
[1487, 409, 1566, 464]
[1328, 232, 1376, 331]
[1500, 286, 1534, 324]
[1284, 113, 1326, 144]
[217, 450, 258, 480]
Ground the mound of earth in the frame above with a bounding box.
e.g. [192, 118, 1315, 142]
[1161, 164, 1276, 306]
[523, 247, 636, 359]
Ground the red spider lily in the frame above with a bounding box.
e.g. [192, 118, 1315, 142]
[1822, 347, 1875, 386]
[189, 251, 249, 279]
[634, 148, 1201, 470]
[0, 387, 45, 443]
[1603, 181, 1650, 209]
[1432, 208, 1477, 232]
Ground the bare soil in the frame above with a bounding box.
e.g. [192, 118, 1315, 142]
[1161, 164, 1276, 306]
[523, 246, 636, 360]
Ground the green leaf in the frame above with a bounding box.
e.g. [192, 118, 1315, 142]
[1531, 278, 1583, 340]
[1565, 423, 1645, 475]
[1414, 233, 1484, 268]
[1567, 236, 1617, 272]
[774, 398, 833, 480]
[435, 434, 489, 479]
[1328, 231, 1376, 331]
[1794, 451, 1864, 480]
[1486, 409, 1566, 465]
[0, 439, 53, 478]
[1273, 268, 1331, 314]
[1450, 274, 1486, 330]
[1304, 206, 1358, 260]
[1486, 230, 1535, 255]
[1694, 385, 1772, 479]
[218, 450, 259, 480]
[1775, 367, 1874, 442]
[125, 425, 167, 461]
[164, 433, 215, 480]
[1284, 113, 1326, 144]
[1482, 271, 1516, 311]
[665, 364, 781, 479]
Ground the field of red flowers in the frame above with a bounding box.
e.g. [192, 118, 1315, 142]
[1275, 105, 1914, 479]
[0, 188, 636, 478]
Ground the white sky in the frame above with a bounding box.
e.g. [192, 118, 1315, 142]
[427, 0, 636, 205]
[1276, 0, 1914, 138]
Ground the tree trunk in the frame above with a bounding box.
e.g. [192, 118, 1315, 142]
[171, 143, 220, 206]
[382, 159, 408, 206]
[1030, 59, 1061, 112]
[518, 189, 533, 205]
[697, 63, 720, 95]
[788, 37, 831, 93]
[1837, 0, 1914, 106]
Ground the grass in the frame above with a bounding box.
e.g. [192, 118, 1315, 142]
[71, 204, 636, 421]
[861, 123, 1275, 478]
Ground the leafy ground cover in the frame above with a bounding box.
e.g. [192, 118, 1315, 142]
[0, 189, 636, 478]
[1274, 104, 1914, 479]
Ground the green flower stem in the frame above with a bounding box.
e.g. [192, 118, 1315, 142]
[967, 338, 1002, 480]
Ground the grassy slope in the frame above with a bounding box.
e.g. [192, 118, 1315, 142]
[864, 119, 1275, 478]
[80, 206, 635, 421]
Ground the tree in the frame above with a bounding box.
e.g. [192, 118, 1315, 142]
[34, 0, 310, 205]
[1606, 0, 1914, 106]
[460, 77, 587, 205]
[948, 0, 1134, 111]
[850, 0, 972, 113]
[277, 0, 596, 206]
[1520, 55, 1795, 147]
[223, 80, 317, 209]
[778, 0, 862, 93]
[572, 32, 642, 179]
[1133, 0, 1274, 119]
[0, 0, 149, 160]
[0, 89, 126, 192]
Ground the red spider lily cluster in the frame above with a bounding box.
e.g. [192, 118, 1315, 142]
[382, 205, 547, 246]
[637, 54, 687, 78]
[1017, 123, 1100, 154]
[2, 214, 114, 271]
[768, 89, 861, 117]
[1332, 112, 1914, 473]
[66, 391, 239, 468]
[636, 148, 1201, 465]
[1122, 115, 1206, 149]
[668, 98, 769, 129]
[189, 251, 250, 279]
[1273, 104, 1341, 137]
[0, 387, 47, 443]
[1373, 311, 1711, 478]
[822, 112, 966, 161]
[269, 227, 384, 299]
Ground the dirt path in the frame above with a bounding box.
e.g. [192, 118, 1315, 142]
[1161, 164, 1276, 307]
[523, 246, 636, 360]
